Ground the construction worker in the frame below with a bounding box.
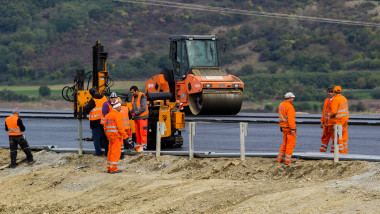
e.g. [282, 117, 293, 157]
[100, 92, 118, 155]
[84, 88, 108, 156]
[130, 86, 149, 152]
[319, 87, 335, 153]
[277, 92, 297, 165]
[4, 107, 34, 168]
[120, 102, 133, 153]
[330, 86, 349, 154]
[104, 101, 128, 174]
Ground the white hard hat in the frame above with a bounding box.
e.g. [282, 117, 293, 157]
[110, 92, 118, 98]
[112, 101, 121, 109]
[284, 92, 295, 98]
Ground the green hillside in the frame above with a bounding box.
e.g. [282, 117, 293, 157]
[1, 0, 380, 112]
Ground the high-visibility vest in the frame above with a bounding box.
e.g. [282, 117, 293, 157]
[104, 109, 127, 139]
[5, 115, 22, 136]
[132, 92, 149, 117]
[331, 94, 349, 125]
[278, 100, 296, 130]
[89, 96, 107, 121]
[101, 101, 112, 125]
[321, 97, 334, 126]
[120, 106, 131, 130]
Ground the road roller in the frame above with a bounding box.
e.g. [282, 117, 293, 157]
[145, 35, 244, 115]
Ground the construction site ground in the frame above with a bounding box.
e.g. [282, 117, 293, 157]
[0, 148, 380, 213]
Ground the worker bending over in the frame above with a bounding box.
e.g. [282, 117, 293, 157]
[277, 92, 297, 165]
[330, 86, 349, 154]
[84, 88, 107, 156]
[104, 101, 128, 174]
[319, 87, 335, 153]
[5, 107, 34, 168]
[130, 86, 149, 152]
[120, 101, 133, 153]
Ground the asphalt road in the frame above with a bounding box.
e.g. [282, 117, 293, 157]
[0, 119, 379, 156]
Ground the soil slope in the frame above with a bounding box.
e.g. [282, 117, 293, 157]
[0, 149, 379, 214]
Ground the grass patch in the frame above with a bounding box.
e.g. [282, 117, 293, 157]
[0, 81, 146, 98]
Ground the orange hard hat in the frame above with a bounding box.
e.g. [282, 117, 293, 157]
[333, 86, 342, 93]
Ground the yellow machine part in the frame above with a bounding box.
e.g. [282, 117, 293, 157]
[76, 90, 92, 112]
[172, 111, 185, 129]
[159, 105, 171, 137]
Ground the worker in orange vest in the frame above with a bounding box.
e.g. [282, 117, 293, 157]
[330, 86, 349, 154]
[100, 92, 118, 156]
[277, 92, 297, 165]
[104, 101, 128, 174]
[84, 88, 108, 156]
[130, 86, 149, 152]
[319, 87, 335, 153]
[5, 107, 34, 168]
[120, 103, 133, 154]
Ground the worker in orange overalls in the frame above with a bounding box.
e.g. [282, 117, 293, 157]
[330, 86, 349, 154]
[319, 87, 335, 153]
[277, 92, 297, 165]
[120, 103, 133, 153]
[100, 92, 118, 156]
[130, 86, 149, 152]
[5, 107, 34, 168]
[104, 101, 128, 174]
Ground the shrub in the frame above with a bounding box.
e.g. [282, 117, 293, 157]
[39, 85, 51, 97]
[371, 87, 380, 99]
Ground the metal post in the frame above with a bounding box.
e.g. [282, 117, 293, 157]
[156, 122, 165, 157]
[189, 122, 196, 160]
[333, 125, 342, 162]
[240, 122, 248, 161]
[78, 119, 83, 156]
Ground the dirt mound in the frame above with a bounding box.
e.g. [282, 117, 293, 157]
[0, 148, 379, 213]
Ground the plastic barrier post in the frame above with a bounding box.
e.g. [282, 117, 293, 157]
[156, 122, 162, 157]
[240, 122, 248, 161]
[189, 122, 196, 160]
[334, 125, 342, 162]
[78, 119, 83, 156]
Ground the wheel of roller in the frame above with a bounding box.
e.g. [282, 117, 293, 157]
[189, 91, 242, 115]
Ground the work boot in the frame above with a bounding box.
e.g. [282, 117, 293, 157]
[9, 163, 18, 168]
[110, 169, 122, 174]
[27, 160, 35, 165]
[120, 152, 125, 160]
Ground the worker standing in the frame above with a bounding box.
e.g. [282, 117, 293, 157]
[319, 87, 335, 153]
[277, 92, 297, 165]
[5, 107, 34, 168]
[104, 101, 128, 174]
[84, 88, 108, 156]
[120, 103, 133, 153]
[100, 92, 118, 155]
[330, 86, 349, 154]
[130, 86, 149, 152]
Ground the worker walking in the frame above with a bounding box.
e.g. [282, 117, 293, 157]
[330, 86, 349, 154]
[319, 87, 335, 153]
[5, 107, 34, 168]
[104, 101, 128, 174]
[277, 92, 297, 165]
[101, 92, 118, 156]
[84, 88, 108, 156]
[130, 86, 149, 152]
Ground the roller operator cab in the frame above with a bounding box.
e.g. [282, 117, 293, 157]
[145, 35, 244, 115]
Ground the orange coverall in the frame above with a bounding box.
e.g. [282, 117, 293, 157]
[104, 109, 128, 173]
[330, 94, 349, 154]
[277, 100, 297, 165]
[320, 97, 335, 153]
